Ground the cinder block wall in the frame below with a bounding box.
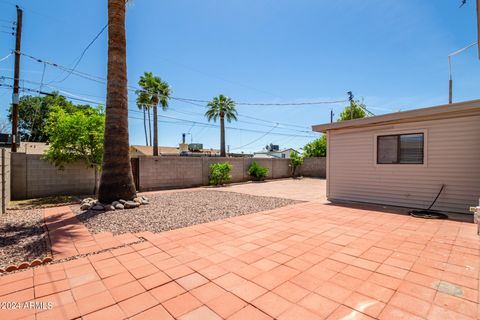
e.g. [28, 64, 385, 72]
[299, 157, 326, 178]
[11, 153, 95, 200]
[0, 149, 11, 213]
[139, 156, 325, 192]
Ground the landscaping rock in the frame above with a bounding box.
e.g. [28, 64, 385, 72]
[112, 201, 120, 207]
[141, 199, 149, 205]
[119, 199, 127, 205]
[42, 257, 53, 264]
[92, 205, 104, 211]
[30, 259, 42, 267]
[104, 205, 115, 212]
[80, 203, 91, 211]
[114, 203, 125, 210]
[124, 201, 140, 209]
[5, 265, 17, 272]
[18, 262, 29, 270]
[133, 197, 143, 204]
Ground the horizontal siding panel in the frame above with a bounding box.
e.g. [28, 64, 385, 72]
[328, 114, 480, 213]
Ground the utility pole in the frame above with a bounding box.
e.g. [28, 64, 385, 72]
[448, 42, 477, 104]
[330, 109, 334, 123]
[11, 5, 22, 152]
[347, 91, 354, 120]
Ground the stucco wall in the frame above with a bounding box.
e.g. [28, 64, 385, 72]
[327, 115, 480, 213]
[11, 153, 96, 200]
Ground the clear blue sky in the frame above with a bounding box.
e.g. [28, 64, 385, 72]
[0, 0, 478, 153]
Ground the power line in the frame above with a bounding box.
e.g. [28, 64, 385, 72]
[231, 124, 279, 150]
[48, 23, 108, 84]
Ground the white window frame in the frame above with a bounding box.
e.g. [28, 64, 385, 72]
[373, 128, 428, 168]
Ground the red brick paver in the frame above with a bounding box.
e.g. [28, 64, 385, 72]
[1, 201, 478, 319]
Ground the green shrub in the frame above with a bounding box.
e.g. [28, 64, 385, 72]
[248, 161, 269, 181]
[209, 162, 232, 185]
[289, 151, 304, 177]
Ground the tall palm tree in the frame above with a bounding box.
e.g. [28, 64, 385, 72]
[98, 0, 137, 203]
[137, 72, 171, 156]
[205, 94, 237, 157]
[136, 91, 149, 146]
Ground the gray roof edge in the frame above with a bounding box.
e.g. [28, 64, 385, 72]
[312, 99, 480, 132]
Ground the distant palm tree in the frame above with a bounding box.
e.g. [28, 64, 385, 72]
[98, 0, 137, 203]
[137, 72, 171, 156]
[136, 91, 150, 146]
[205, 94, 237, 157]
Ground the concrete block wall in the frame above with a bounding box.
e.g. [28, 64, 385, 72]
[139, 156, 325, 192]
[0, 149, 10, 213]
[299, 157, 326, 178]
[11, 153, 96, 200]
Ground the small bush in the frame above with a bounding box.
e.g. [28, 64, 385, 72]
[248, 161, 269, 181]
[289, 151, 304, 177]
[209, 162, 232, 185]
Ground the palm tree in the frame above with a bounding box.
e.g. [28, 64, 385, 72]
[98, 0, 137, 203]
[137, 72, 171, 156]
[136, 91, 149, 145]
[205, 94, 237, 157]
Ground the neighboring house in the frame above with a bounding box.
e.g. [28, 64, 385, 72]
[253, 148, 298, 159]
[130, 145, 220, 157]
[312, 99, 480, 214]
[0, 141, 50, 154]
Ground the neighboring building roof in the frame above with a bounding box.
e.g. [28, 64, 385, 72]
[130, 145, 220, 156]
[312, 99, 480, 132]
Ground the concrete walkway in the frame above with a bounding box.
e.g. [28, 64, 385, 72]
[213, 178, 327, 202]
[1, 200, 478, 320]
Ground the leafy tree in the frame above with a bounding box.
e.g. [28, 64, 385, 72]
[338, 99, 367, 121]
[289, 151, 304, 177]
[7, 92, 90, 142]
[303, 135, 327, 157]
[137, 72, 171, 156]
[98, 0, 137, 203]
[205, 94, 238, 157]
[43, 106, 105, 195]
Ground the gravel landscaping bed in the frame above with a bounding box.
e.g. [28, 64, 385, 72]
[0, 209, 49, 269]
[73, 190, 300, 235]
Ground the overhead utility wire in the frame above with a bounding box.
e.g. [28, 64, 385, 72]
[231, 124, 279, 150]
[17, 51, 348, 107]
[48, 23, 108, 84]
[0, 83, 316, 138]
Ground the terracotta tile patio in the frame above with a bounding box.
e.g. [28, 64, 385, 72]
[0, 199, 479, 319]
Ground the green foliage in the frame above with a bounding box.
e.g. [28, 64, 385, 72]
[338, 100, 367, 121]
[7, 92, 91, 142]
[43, 106, 105, 170]
[303, 135, 327, 157]
[205, 94, 238, 123]
[209, 163, 232, 186]
[137, 72, 171, 110]
[289, 151, 304, 177]
[248, 161, 269, 181]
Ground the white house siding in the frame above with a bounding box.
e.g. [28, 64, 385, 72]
[327, 115, 480, 213]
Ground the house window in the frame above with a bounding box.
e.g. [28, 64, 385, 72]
[377, 133, 424, 164]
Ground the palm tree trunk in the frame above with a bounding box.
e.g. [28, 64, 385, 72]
[147, 108, 152, 146]
[153, 104, 159, 156]
[220, 115, 226, 157]
[143, 107, 148, 146]
[98, 0, 137, 203]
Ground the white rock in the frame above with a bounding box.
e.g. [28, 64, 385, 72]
[124, 201, 140, 209]
[104, 205, 115, 211]
[114, 203, 125, 210]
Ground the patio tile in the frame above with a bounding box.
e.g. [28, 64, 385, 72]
[298, 292, 339, 318]
[190, 282, 226, 303]
[278, 305, 321, 320]
[344, 292, 386, 318]
[109, 280, 146, 302]
[176, 272, 209, 291]
[130, 305, 173, 320]
[389, 292, 432, 318]
[273, 281, 310, 303]
[150, 281, 186, 302]
[252, 291, 293, 318]
[228, 305, 273, 320]
[139, 270, 171, 290]
[206, 292, 247, 318]
[164, 264, 194, 279]
[229, 280, 268, 302]
[76, 290, 116, 316]
[71, 280, 107, 300]
[378, 305, 425, 320]
[162, 292, 202, 318]
[178, 306, 221, 320]
[433, 292, 478, 318]
[396, 280, 436, 302]
[356, 281, 395, 303]
[327, 305, 375, 320]
[82, 305, 126, 320]
[118, 292, 159, 318]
